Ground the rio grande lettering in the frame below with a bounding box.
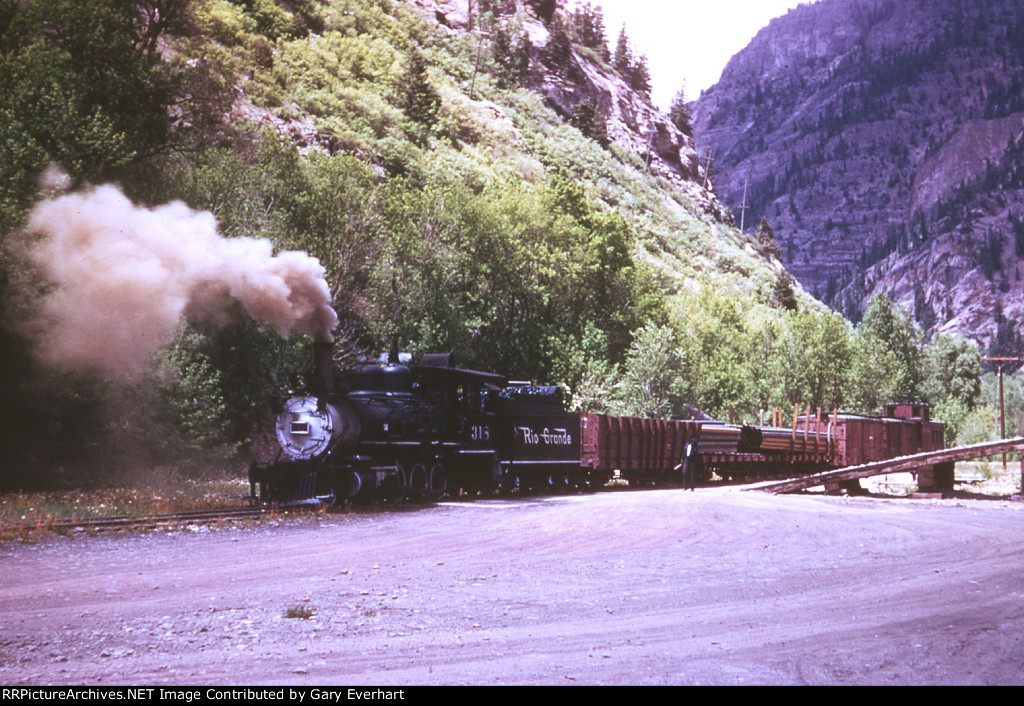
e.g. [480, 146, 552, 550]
[517, 427, 572, 445]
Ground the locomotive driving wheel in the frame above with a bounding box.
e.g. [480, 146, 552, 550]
[408, 462, 428, 498]
[426, 462, 447, 500]
[380, 462, 407, 499]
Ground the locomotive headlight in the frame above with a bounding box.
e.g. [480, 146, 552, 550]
[276, 395, 344, 460]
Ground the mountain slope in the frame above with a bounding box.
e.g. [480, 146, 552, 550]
[692, 0, 1024, 346]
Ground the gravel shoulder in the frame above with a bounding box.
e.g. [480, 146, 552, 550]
[2, 487, 1023, 686]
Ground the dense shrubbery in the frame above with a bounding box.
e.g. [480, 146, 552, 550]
[0, 0, 994, 487]
[583, 290, 984, 428]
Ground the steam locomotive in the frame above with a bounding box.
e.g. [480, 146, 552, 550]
[248, 345, 947, 506]
[249, 345, 593, 505]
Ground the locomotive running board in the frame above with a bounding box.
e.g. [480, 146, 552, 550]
[754, 437, 1024, 494]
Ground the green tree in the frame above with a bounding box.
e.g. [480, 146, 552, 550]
[157, 330, 234, 464]
[399, 48, 441, 131]
[675, 288, 749, 419]
[155, 127, 302, 240]
[668, 87, 694, 136]
[845, 334, 902, 414]
[919, 333, 982, 443]
[490, 21, 530, 88]
[791, 310, 854, 411]
[979, 371, 1024, 439]
[743, 309, 790, 413]
[569, 2, 609, 61]
[756, 218, 781, 259]
[570, 100, 609, 147]
[612, 24, 631, 76]
[0, 0, 175, 221]
[611, 323, 686, 419]
[956, 405, 1000, 446]
[628, 54, 651, 97]
[237, 0, 305, 40]
[541, 172, 663, 363]
[921, 333, 982, 409]
[541, 14, 573, 74]
[856, 293, 923, 398]
[566, 355, 617, 414]
[772, 271, 799, 311]
[284, 151, 384, 338]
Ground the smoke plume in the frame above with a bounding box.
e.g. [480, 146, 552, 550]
[20, 184, 338, 380]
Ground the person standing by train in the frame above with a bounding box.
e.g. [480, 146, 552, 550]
[678, 441, 698, 491]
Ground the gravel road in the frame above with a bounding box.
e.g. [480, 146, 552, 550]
[2, 487, 1023, 685]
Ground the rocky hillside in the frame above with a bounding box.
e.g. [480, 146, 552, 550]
[373, 0, 718, 212]
[692, 0, 1024, 347]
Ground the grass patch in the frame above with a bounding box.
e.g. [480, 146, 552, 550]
[284, 604, 316, 619]
[0, 468, 252, 542]
[955, 460, 1022, 496]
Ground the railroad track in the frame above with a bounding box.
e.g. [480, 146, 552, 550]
[28, 506, 297, 533]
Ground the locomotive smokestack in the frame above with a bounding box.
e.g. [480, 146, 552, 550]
[314, 340, 335, 394]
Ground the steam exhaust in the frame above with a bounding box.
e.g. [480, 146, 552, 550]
[16, 183, 338, 379]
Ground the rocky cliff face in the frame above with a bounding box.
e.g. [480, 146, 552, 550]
[692, 0, 1024, 347]
[409, 0, 722, 215]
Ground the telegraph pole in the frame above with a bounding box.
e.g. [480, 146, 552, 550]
[981, 356, 1024, 480]
[739, 177, 749, 233]
[644, 129, 654, 173]
[702, 148, 713, 191]
[469, 29, 490, 101]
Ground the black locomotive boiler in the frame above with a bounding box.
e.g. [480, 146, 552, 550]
[249, 345, 594, 505]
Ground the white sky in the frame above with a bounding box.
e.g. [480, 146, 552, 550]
[593, 0, 817, 108]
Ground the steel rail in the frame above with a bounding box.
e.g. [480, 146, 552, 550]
[39, 506, 278, 532]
